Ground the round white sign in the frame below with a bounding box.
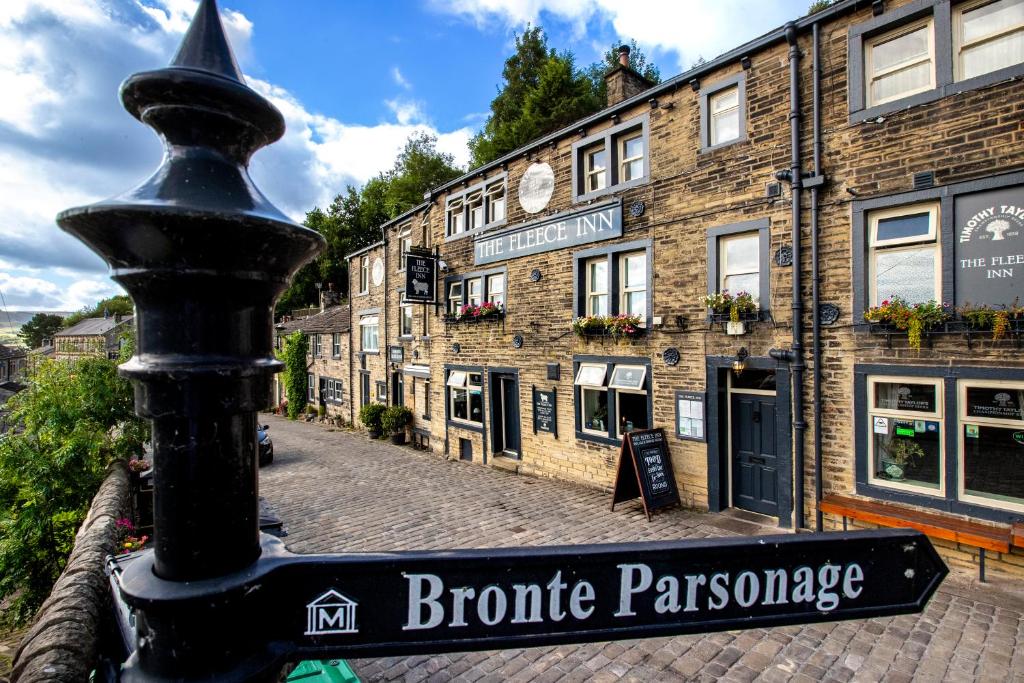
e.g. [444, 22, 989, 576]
[371, 257, 384, 287]
[518, 163, 555, 214]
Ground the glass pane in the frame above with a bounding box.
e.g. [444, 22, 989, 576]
[874, 246, 936, 304]
[871, 61, 932, 103]
[961, 30, 1024, 78]
[711, 109, 740, 145]
[467, 279, 481, 296]
[965, 386, 1024, 422]
[723, 234, 759, 274]
[452, 388, 468, 420]
[610, 365, 646, 390]
[617, 392, 650, 437]
[875, 211, 931, 242]
[872, 25, 930, 72]
[469, 386, 483, 422]
[624, 254, 645, 288]
[490, 197, 505, 222]
[488, 275, 505, 294]
[589, 294, 609, 316]
[963, 424, 1024, 505]
[710, 87, 739, 113]
[575, 364, 606, 387]
[471, 206, 484, 229]
[723, 273, 759, 299]
[583, 389, 609, 432]
[624, 290, 646, 317]
[589, 260, 608, 294]
[873, 381, 938, 413]
[622, 158, 644, 181]
[622, 136, 643, 159]
[872, 417, 941, 488]
[963, 0, 1024, 43]
[446, 371, 467, 387]
[588, 148, 607, 171]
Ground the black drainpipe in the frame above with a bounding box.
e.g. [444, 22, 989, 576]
[811, 22, 824, 532]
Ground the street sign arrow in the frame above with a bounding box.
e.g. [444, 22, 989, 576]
[115, 528, 946, 667]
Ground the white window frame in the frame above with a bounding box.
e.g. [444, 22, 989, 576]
[957, 379, 1024, 512]
[447, 198, 465, 236]
[614, 388, 649, 439]
[618, 251, 647, 323]
[866, 375, 945, 496]
[467, 191, 484, 232]
[709, 85, 740, 146]
[398, 229, 412, 272]
[448, 282, 463, 315]
[308, 373, 315, 403]
[585, 257, 609, 317]
[618, 133, 644, 183]
[580, 387, 609, 437]
[584, 144, 607, 193]
[868, 203, 941, 307]
[359, 315, 379, 352]
[574, 363, 607, 387]
[332, 333, 341, 357]
[314, 334, 322, 357]
[865, 18, 936, 106]
[400, 304, 414, 337]
[486, 180, 506, 224]
[466, 278, 482, 308]
[376, 381, 387, 403]
[954, 0, 1024, 81]
[719, 232, 760, 301]
[608, 365, 648, 391]
[447, 371, 482, 424]
[487, 273, 505, 307]
[359, 256, 369, 294]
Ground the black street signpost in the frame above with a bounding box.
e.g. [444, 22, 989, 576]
[61, 3, 948, 680]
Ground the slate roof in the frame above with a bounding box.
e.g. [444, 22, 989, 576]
[0, 344, 26, 360]
[277, 305, 350, 335]
[56, 316, 133, 337]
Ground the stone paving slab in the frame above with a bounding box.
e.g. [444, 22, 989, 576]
[259, 415, 1024, 682]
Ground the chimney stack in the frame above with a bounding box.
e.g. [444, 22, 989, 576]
[605, 44, 654, 107]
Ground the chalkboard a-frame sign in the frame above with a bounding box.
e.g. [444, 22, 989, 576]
[611, 428, 682, 521]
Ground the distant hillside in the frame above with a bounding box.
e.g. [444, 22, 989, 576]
[0, 311, 71, 347]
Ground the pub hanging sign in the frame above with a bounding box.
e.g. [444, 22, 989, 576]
[955, 185, 1024, 307]
[404, 253, 437, 303]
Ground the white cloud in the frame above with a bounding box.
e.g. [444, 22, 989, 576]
[431, 0, 805, 72]
[0, 0, 471, 310]
[392, 66, 412, 90]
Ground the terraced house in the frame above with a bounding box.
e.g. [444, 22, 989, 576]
[320, 0, 1023, 576]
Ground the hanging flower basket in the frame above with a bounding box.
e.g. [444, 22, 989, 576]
[571, 314, 646, 340]
[444, 302, 505, 325]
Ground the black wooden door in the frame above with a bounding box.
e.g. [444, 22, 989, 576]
[501, 377, 521, 456]
[730, 393, 778, 516]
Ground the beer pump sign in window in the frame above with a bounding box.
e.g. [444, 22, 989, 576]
[955, 185, 1024, 306]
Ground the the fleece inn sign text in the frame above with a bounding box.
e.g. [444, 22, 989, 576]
[955, 186, 1024, 306]
[474, 200, 622, 265]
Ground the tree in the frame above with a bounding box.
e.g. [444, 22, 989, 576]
[280, 331, 309, 419]
[469, 27, 661, 168]
[63, 294, 133, 329]
[17, 313, 63, 349]
[0, 354, 147, 625]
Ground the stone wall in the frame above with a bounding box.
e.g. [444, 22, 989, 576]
[11, 463, 130, 682]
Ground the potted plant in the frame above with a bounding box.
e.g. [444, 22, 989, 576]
[359, 403, 386, 439]
[959, 302, 1010, 341]
[880, 437, 925, 481]
[571, 315, 609, 338]
[381, 405, 413, 444]
[864, 296, 951, 350]
[702, 291, 732, 321]
[607, 313, 644, 340]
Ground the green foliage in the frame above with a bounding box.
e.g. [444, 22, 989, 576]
[63, 295, 133, 329]
[17, 313, 63, 349]
[381, 405, 413, 435]
[469, 27, 661, 168]
[359, 403, 386, 433]
[0, 355, 147, 625]
[280, 332, 309, 420]
[807, 0, 840, 14]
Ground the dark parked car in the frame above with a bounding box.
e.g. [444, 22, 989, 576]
[258, 424, 273, 466]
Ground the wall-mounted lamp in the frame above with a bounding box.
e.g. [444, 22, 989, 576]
[733, 347, 749, 375]
[648, 97, 659, 108]
[689, 78, 700, 92]
[740, 55, 752, 70]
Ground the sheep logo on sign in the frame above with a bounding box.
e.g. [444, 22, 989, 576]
[411, 279, 429, 296]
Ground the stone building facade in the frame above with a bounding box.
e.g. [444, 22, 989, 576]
[53, 315, 132, 362]
[276, 301, 351, 423]
[330, 0, 1024, 573]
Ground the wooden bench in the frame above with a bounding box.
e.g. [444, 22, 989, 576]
[820, 493, 1012, 582]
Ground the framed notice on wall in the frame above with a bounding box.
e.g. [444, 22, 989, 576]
[675, 391, 706, 442]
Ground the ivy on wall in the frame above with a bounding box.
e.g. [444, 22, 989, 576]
[280, 331, 310, 420]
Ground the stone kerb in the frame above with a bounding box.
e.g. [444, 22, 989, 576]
[11, 462, 130, 682]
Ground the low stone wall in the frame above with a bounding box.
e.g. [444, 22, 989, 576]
[11, 462, 130, 682]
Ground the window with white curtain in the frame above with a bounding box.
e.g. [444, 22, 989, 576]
[954, 0, 1024, 80]
[865, 19, 935, 106]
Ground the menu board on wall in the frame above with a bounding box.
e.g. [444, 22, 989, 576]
[955, 185, 1024, 307]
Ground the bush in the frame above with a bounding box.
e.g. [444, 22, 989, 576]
[359, 403, 386, 433]
[381, 405, 413, 435]
[279, 332, 309, 420]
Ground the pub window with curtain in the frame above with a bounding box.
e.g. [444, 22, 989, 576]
[954, 0, 1024, 81]
[868, 203, 940, 305]
[360, 315, 379, 352]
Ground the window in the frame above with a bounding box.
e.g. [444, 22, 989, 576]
[958, 380, 1024, 511]
[467, 191, 484, 231]
[709, 86, 740, 146]
[487, 274, 505, 307]
[398, 230, 412, 271]
[400, 304, 414, 337]
[447, 370, 483, 424]
[865, 19, 935, 106]
[954, 0, 1024, 81]
[423, 380, 431, 420]
[360, 315, 379, 352]
[619, 252, 647, 321]
[376, 381, 387, 403]
[868, 203, 940, 306]
[332, 333, 341, 357]
[572, 116, 649, 201]
[313, 334, 322, 357]
[486, 180, 506, 223]
[325, 378, 343, 403]
[867, 376, 944, 495]
[586, 258, 609, 316]
[307, 373, 315, 403]
[466, 278, 482, 307]
[448, 282, 463, 315]
[359, 256, 369, 294]
[447, 198, 465, 236]
[719, 232, 760, 302]
[575, 361, 650, 441]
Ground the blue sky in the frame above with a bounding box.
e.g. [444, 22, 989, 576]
[0, 0, 806, 315]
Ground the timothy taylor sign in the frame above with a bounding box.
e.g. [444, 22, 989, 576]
[474, 200, 623, 265]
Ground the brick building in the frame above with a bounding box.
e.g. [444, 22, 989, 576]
[0, 344, 27, 383]
[53, 314, 132, 361]
[328, 0, 1023, 572]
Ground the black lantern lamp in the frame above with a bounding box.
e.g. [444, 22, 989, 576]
[733, 347, 749, 375]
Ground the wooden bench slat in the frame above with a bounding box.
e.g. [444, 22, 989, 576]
[821, 494, 1011, 553]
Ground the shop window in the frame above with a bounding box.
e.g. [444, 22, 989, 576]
[398, 229, 412, 271]
[866, 19, 935, 106]
[332, 333, 341, 357]
[572, 115, 649, 202]
[360, 315, 379, 352]
[958, 380, 1024, 511]
[867, 376, 944, 495]
[487, 274, 505, 307]
[400, 304, 414, 337]
[447, 370, 483, 424]
[360, 255, 372, 293]
[574, 360, 650, 442]
[868, 203, 939, 306]
[719, 232, 760, 301]
[699, 75, 746, 151]
[954, 0, 1024, 81]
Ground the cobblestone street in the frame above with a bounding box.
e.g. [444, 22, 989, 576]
[259, 415, 1024, 682]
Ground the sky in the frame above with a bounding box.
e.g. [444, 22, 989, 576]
[0, 0, 807, 314]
